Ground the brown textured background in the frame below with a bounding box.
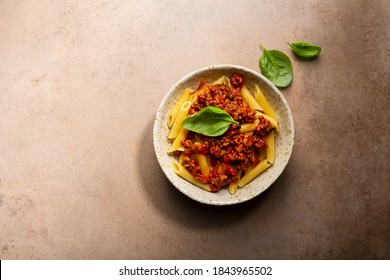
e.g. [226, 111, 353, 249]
[0, 0, 389, 259]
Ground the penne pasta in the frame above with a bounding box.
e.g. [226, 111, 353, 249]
[172, 162, 211, 191]
[168, 88, 192, 128]
[265, 131, 275, 164]
[238, 159, 271, 188]
[239, 119, 260, 133]
[168, 100, 191, 139]
[196, 153, 210, 176]
[241, 85, 263, 112]
[189, 91, 198, 103]
[259, 148, 267, 162]
[212, 75, 231, 86]
[254, 85, 278, 121]
[179, 153, 185, 164]
[229, 171, 242, 195]
[256, 112, 279, 132]
[244, 164, 253, 175]
[168, 126, 188, 153]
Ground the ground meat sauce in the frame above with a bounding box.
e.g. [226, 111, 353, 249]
[181, 73, 274, 192]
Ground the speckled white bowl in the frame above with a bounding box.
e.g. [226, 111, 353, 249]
[153, 65, 294, 205]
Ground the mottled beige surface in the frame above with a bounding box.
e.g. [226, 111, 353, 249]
[0, 0, 389, 259]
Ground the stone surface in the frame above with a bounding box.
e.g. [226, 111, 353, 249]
[0, 0, 389, 259]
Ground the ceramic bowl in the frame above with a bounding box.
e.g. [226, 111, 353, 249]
[153, 65, 294, 205]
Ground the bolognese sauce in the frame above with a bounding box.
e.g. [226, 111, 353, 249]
[180, 73, 274, 192]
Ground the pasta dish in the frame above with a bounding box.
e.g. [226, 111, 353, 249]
[167, 73, 278, 194]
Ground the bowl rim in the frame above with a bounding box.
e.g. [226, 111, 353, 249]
[153, 64, 294, 205]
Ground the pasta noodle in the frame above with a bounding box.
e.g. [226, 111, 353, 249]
[238, 159, 271, 188]
[172, 162, 211, 191]
[256, 112, 279, 131]
[254, 85, 278, 121]
[189, 91, 198, 103]
[239, 119, 260, 133]
[168, 100, 191, 139]
[228, 170, 242, 195]
[241, 85, 263, 112]
[211, 75, 230, 86]
[259, 147, 267, 162]
[168, 88, 192, 128]
[196, 153, 210, 176]
[167, 73, 278, 194]
[168, 126, 188, 153]
[265, 131, 275, 164]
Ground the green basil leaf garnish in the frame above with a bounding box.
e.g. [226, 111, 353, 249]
[259, 44, 293, 88]
[288, 42, 321, 58]
[181, 106, 239, 137]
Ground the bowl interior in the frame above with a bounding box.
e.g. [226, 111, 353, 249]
[153, 65, 294, 205]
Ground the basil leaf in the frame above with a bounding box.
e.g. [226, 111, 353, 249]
[288, 42, 321, 58]
[181, 106, 239, 137]
[259, 45, 293, 88]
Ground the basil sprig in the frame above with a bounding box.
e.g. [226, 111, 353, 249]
[288, 42, 321, 58]
[259, 44, 293, 88]
[181, 106, 238, 137]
